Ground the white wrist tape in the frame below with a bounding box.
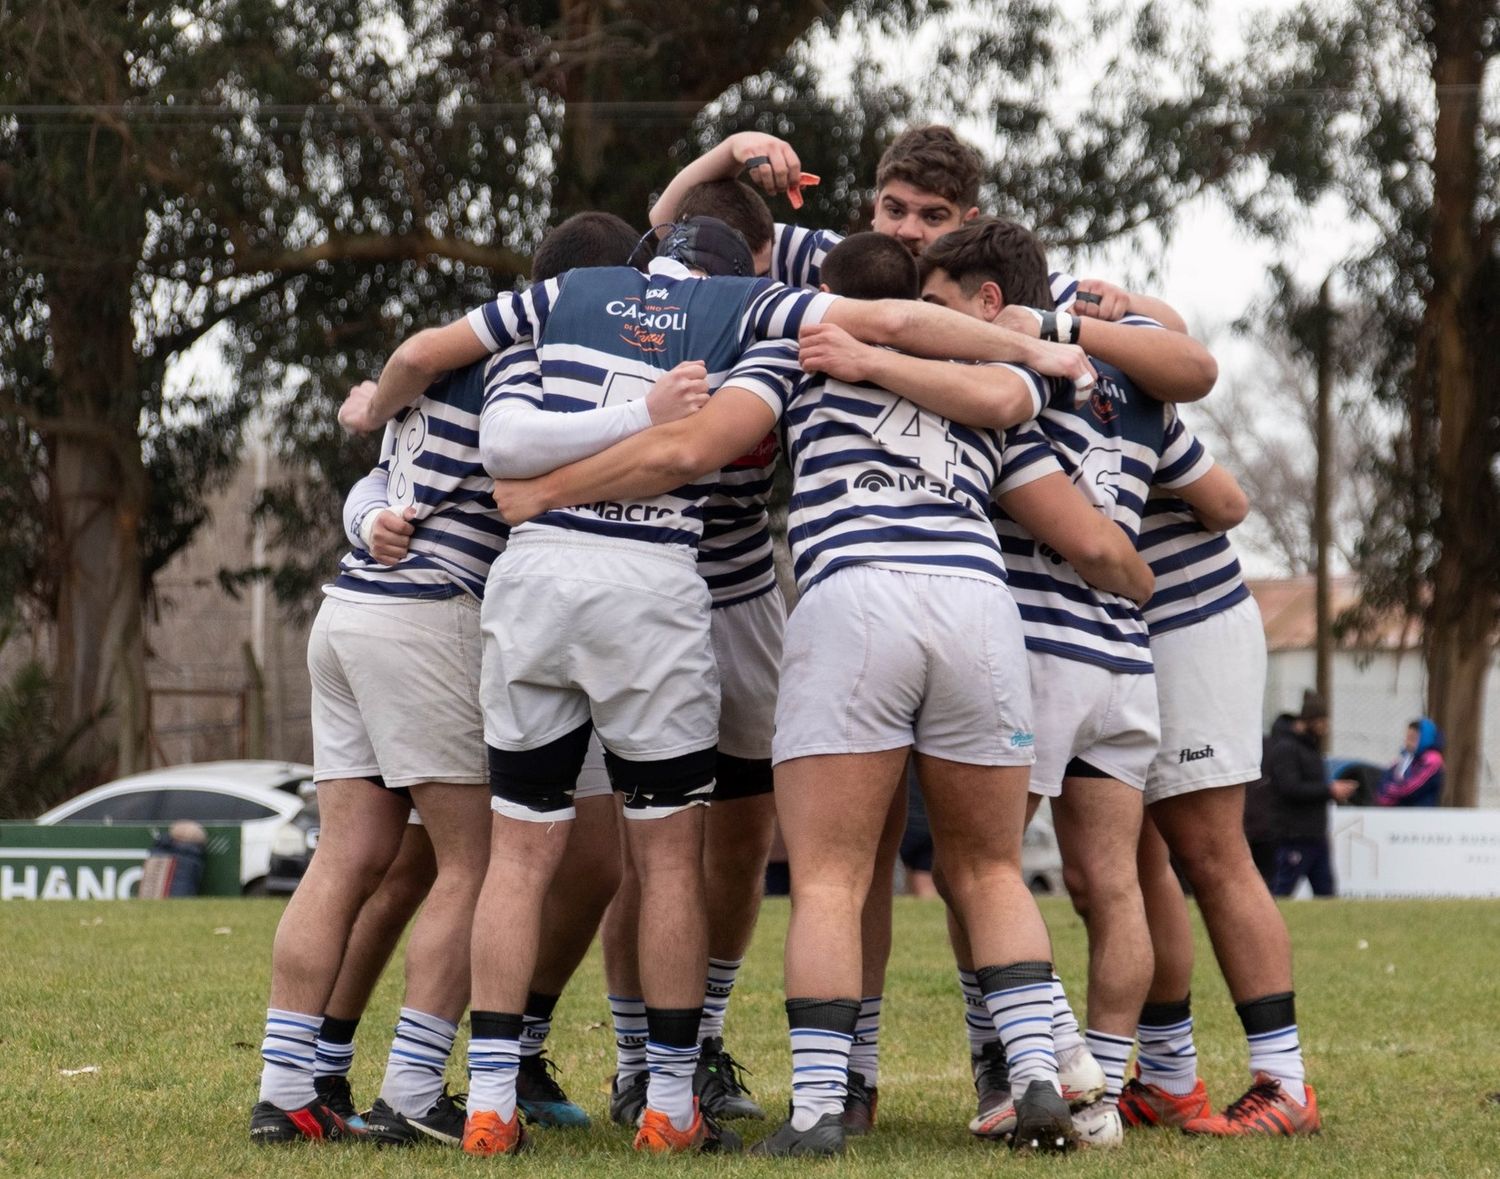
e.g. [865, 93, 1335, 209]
[359, 509, 383, 553]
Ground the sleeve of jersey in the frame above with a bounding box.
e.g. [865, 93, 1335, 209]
[743, 281, 838, 341]
[483, 342, 543, 411]
[771, 223, 845, 290]
[995, 419, 1064, 496]
[981, 359, 1048, 421]
[1154, 405, 1215, 489]
[1049, 270, 1079, 311]
[464, 277, 562, 353]
[719, 339, 802, 418]
[342, 426, 396, 549]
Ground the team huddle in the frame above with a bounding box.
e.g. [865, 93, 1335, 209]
[250, 126, 1320, 1156]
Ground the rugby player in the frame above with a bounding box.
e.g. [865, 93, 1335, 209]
[919, 217, 1216, 1147]
[1114, 458, 1320, 1137]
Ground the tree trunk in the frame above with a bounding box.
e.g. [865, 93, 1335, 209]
[1419, 0, 1495, 807]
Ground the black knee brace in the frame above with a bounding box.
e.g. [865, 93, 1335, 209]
[488, 722, 593, 818]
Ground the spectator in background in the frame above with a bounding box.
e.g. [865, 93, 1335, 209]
[1265, 692, 1357, 897]
[1242, 744, 1280, 888]
[1375, 718, 1446, 807]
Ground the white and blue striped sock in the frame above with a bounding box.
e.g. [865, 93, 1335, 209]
[313, 1017, 358, 1081]
[959, 969, 998, 1054]
[380, 1007, 458, 1118]
[847, 995, 882, 1086]
[699, 957, 742, 1043]
[259, 1008, 321, 1108]
[1084, 1029, 1134, 1104]
[467, 1011, 523, 1119]
[1137, 998, 1199, 1096]
[977, 962, 1059, 1095]
[609, 994, 648, 1082]
[1051, 975, 1087, 1056]
[1248, 1025, 1306, 1104]
[645, 1040, 700, 1130]
[519, 991, 559, 1059]
[787, 998, 860, 1131]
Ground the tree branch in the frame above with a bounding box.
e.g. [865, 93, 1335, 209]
[230, 234, 529, 279]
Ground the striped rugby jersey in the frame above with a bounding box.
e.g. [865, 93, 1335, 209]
[331, 361, 508, 601]
[1139, 407, 1248, 635]
[993, 346, 1195, 674]
[769, 222, 843, 290]
[764, 343, 1057, 594]
[475, 259, 835, 550]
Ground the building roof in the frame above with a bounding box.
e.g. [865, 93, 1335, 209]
[1246, 574, 1421, 652]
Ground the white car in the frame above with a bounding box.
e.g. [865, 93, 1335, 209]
[34, 760, 318, 895]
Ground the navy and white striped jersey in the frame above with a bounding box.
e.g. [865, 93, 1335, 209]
[476, 260, 835, 550]
[994, 351, 1176, 674]
[696, 430, 781, 608]
[1139, 408, 1247, 635]
[770, 344, 1055, 594]
[1050, 270, 1161, 328]
[330, 361, 508, 601]
[770, 223, 843, 290]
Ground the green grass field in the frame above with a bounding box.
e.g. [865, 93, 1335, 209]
[3, 896, 1498, 1177]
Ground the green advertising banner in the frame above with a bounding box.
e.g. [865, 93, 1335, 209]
[0, 824, 243, 899]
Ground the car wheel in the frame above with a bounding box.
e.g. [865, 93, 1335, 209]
[242, 877, 270, 897]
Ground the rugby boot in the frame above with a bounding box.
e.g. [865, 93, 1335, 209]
[750, 1111, 846, 1157]
[516, 1051, 590, 1127]
[249, 1098, 351, 1145]
[462, 1107, 529, 1156]
[969, 1041, 1015, 1140]
[1119, 1075, 1212, 1128]
[1010, 1080, 1078, 1154]
[365, 1090, 467, 1147]
[633, 1100, 741, 1153]
[1057, 1043, 1107, 1109]
[609, 1070, 650, 1127]
[312, 1075, 368, 1134]
[694, 1036, 765, 1120]
[1071, 1098, 1125, 1147]
[1182, 1073, 1321, 1137]
[841, 1070, 878, 1135]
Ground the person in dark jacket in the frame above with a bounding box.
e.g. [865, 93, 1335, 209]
[1266, 694, 1356, 897]
[1375, 718, 1445, 807]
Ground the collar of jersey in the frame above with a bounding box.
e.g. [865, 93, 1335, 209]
[647, 257, 696, 280]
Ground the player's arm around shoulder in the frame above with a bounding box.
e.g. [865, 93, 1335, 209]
[1173, 461, 1250, 532]
[997, 472, 1155, 605]
[341, 318, 491, 435]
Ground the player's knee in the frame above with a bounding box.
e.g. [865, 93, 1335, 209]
[606, 745, 716, 820]
[489, 723, 593, 821]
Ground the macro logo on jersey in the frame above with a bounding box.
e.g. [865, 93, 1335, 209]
[477, 262, 832, 551]
[333, 360, 509, 602]
[782, 362, 1052, 594]
[699, 429, 780, 609]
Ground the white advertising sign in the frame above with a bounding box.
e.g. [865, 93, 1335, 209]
[1331, 807, 1500, 898]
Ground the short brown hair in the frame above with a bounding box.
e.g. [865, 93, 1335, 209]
[874, 125, 983, 209]
[920, 217, 1052, 309]
[821, 232, 920, 301]
[676, 179, 775, 255]
[532, 212, 639, 281]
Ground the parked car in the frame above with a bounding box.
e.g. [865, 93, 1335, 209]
[34, 760, 318, 895]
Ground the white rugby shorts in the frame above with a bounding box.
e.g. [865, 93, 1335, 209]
[772, 564, 1035, 766]
[308, 594, 487, 790]
[1146, 595, 1267, 803]
[1026, 651, 1161, 797]
[711, 587, 786, 761]
[480, 531, 719, 761]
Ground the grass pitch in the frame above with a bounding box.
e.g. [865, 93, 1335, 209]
[3, 895, 1498, 1177]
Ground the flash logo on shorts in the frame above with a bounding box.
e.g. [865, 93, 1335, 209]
[1010, 731, 1036, 748]
[1178, 744, 1215, 763]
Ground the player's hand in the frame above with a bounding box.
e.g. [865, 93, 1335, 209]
[996, 305, 1042, 337]
[1027, 340, 1098, 393]
[645, 360, 710, 425]
[730, 131, 801, 197]
[798, 322, 877, 383]
[1075, 279, 1130, 321]
[338, 381, 381, 435]
[369, 507, 416, 566]
[491, 478, 548, 526]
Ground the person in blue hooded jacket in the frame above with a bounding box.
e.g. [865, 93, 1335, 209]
[1375, 719, 1445, 807]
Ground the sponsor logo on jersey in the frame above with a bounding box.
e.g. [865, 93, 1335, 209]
[578, 501, 674, 522]
[1177, 744, 1216, 763]
[1087, 374, 1126, 425]
[853, 470, 895, 492]
[729, 431, 779, 470]
[606, 296, 688, 355]
[852, 468, 962, 500]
